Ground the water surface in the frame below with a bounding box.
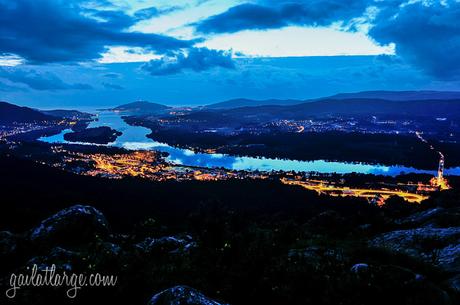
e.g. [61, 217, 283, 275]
[40, 111, 460, 176]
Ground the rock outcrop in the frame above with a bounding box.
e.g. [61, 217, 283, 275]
[148, 286, 224, 305]
[350, 263, 369, 274]
[27, 246, 81, 271]
[370, 220, 460, 303]
[369, 227, 460, 273]
[29, 205, 110, 247]
[135, 235, 196, 255]
[396, 207, 460, 228]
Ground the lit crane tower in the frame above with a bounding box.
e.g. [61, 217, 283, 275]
[417, 131, 450, 190]
[437, 153, 445, 186]
[432, 152, 450, 190]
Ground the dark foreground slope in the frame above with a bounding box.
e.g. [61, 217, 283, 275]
[1, 155, 460, 305]
[0, 155, 371, 232]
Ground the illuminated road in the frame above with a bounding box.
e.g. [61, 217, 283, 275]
[281, 178, 429, 203]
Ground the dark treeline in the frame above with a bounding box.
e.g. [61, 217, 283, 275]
[143, 129, 446, 169]
[63, 126, 122, 144]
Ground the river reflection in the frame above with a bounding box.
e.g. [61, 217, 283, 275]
[39, 111, 460, 176]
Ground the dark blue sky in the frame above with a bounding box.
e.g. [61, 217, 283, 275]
[0, 0, 459, 108]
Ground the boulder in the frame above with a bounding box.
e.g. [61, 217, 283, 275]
[135, 235, 196, 255]
[26, 241, 122, 273]
[396, 208, 445, 226]
[397, 207, 460, 228]
[350, 263, 419, 283]
[437, 244, 460, 273]
[29, 205, 110, 247]
[148, 286, 224, 305]
[369, 227, 460, 273]
[350, 263, 369, 274]
[87, 240, 123, 268]
[27, 247, 81, 271]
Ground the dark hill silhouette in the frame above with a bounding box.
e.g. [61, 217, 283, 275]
[223, 98, 460, 119]
[204, 91, 460, 109]
[113, 101, 169, 114]
[0, 101, 56, 124]
[41, 109, 93, 120]
[327, 90, 460, 101]
[205, 98, 305, 109]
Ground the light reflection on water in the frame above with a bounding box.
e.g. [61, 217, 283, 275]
[39, 111, 460, 176]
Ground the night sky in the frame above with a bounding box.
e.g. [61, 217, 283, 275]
[1, 0, 459, 108]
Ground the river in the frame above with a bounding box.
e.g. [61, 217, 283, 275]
[39, 111, 460, 176]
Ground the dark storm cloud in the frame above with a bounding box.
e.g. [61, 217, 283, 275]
[141, 48, 235, 76]
[0, 0, 192, 64]
[195, 0, 370, 34]
[0, 67, 93, 91]
[195, 0, 460, 79]
[369, 1, 460, 79]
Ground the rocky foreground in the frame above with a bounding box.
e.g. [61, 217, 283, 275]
[0, 205, 219, 305]
[1, 202, 460, 304]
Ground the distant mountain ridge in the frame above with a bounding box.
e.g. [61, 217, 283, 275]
[222, 98, 460, 119]
[204, 98, 306, 109]
[0, 101, 56, 124]
[326, 90, 460, 101]
[205, 91, 460, 109]
[3, 90, 460, 124]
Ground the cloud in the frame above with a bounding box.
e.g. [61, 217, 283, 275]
[195, 1, 370, 34]
[0, 67, 93, 91]
[133, 5, 183, 20]
[0, 80, 23, 91]
[102, 72, 122, 79]
[0, 0, 192, 64]
[369, 1, 460, 79]
[141, 48, 235, 75]
[194, 0, 460, 79]
[102, 82, 124, 90]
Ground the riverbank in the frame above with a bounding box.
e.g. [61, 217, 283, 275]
[39, 111, 460, 176]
